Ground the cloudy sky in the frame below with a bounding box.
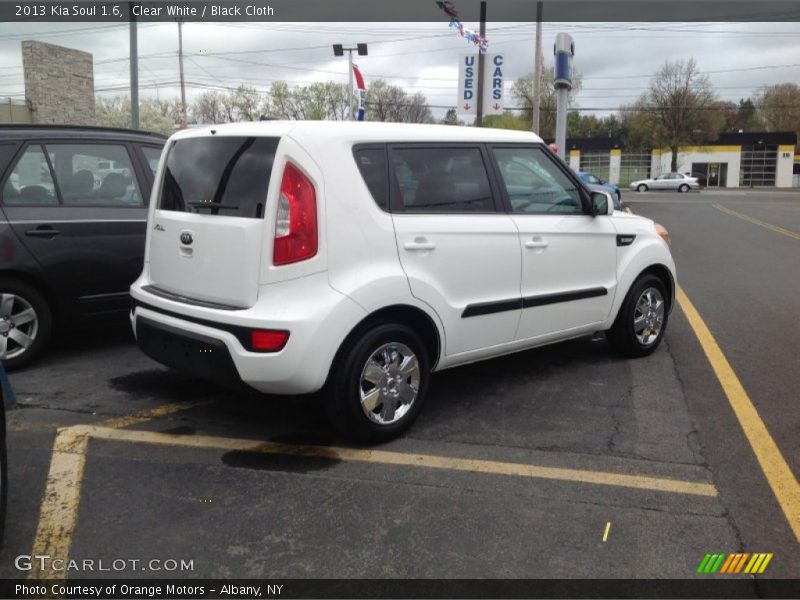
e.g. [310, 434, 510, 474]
[1, 20, 799, 119]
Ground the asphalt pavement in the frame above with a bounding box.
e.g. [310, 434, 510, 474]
[1, 189, 798, 587]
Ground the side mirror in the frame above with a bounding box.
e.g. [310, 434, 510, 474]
[590, 191, 615, 216]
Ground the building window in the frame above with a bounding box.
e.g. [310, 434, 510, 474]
[620, 153, 651, 186]
[579, 151, 610, 182]
[740, 144, 778, 187]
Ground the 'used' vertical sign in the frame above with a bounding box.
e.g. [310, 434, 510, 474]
[457, 54, 504, 116]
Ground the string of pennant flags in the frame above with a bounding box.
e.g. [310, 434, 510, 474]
[435, 0, 489, 54]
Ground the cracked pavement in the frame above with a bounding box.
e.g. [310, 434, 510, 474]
[0, 191, 798, 584]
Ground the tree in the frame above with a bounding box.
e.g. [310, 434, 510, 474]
[365, 80, 433, 123]
[191, 90, 226, 124]
[232, 85, 262, 121]
[620, 100, 657, 150]
[718, 98, 758, 132]
[638, 58, 720, 171]
[95, 96, 174, 135]
[441, 108, 462, 126]
[754, 83, 800, 137]
[482, 113, 528, 130]
[511, 66, 582, 139]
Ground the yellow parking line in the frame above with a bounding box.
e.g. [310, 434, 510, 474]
[27, 420, 718, 579]
[29, 401, 210, 579]
[95, 400, 212, 429]
[713, 203, 800, 241]
[81, 424, 719, 496]
[28, 428, 89, 580]
[677, 286, 800, 542]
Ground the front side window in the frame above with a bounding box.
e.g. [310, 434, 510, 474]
[492, 147, 583, 214]
[47, 144, 143, 207]
[159, 136, 279, 218]
[584, 173, 600, 184]
[391, 147, 495, 213]
[1, 145, 58, 206]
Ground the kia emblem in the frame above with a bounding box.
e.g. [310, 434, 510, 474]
[180, 232, 193, 245]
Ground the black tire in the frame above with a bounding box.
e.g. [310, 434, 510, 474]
[678, 184, 690, 193]
[637, 184, 648, 192]
[606, 274, 669, 358]
[325, 323, 430, 444]
[0, 279, 52, 371]
[616, 190, 622, 203]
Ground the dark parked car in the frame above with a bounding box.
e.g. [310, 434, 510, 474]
[0, 125, 166, 368]
[0, 395, 5, 548]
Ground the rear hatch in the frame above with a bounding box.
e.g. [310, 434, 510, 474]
[148, 135, 279, 308]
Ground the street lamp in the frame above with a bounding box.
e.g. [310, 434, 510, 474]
[333, 43, 368, 120]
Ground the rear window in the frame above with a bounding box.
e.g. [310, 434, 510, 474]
[159, 136, 279, 218]
[354, 147, 388, 210]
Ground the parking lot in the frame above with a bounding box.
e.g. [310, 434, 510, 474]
[1, 190, 798, 583]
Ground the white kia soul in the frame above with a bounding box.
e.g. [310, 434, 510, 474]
[131, 121, 676, 442]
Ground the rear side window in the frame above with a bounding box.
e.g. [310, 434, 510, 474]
[47, 143, 143, 207]
[390, 147, 495, 213]
[354, 147, 388, 210]
[2, 145, 58, 206]
[159, 136, 279, 218]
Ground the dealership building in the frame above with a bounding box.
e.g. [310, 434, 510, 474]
[562, 132, 799, 188]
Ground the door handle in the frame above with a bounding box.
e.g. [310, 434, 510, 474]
[25, 226, 61, 238]
[525, 238, 549, 249]
[404, 239, 436, 251]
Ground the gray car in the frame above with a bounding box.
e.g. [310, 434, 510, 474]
[630, 172, 699, 193]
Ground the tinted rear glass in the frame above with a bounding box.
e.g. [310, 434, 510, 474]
[159, 136, 279, 218]
[354, 147, 388, 210]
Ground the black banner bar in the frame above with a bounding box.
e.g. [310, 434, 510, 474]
[2, 0, 800, 23]
[3, 579, 800, 599]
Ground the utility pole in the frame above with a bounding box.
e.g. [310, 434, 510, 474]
[129, 2, 139, 129]
[333, 43, 368, 120]
[177, 20, 187, 129]
[475, 1, 487, 127]
[532, 1, 543, 133]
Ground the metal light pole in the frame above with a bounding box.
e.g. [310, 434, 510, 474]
[178, 20, 187, 129]
[333, 43, 368, 120]
[531, 1, 543, 133]
[129, 2, 139, 129]
[553, 33, 574, 161]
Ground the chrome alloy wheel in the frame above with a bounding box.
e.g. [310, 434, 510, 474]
[633, 287, 665, 346]
[359, 342, 420, 425]
[0, 293, 38, 360]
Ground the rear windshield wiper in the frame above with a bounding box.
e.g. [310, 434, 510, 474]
[187, 202, 240, 211]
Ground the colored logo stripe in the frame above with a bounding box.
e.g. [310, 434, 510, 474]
[698, 553, 773, 574]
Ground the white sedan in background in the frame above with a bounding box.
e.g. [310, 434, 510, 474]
[630, 172, 700, 193]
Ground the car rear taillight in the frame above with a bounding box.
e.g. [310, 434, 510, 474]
[251, 329, 290, 352]
[273, 162, 317, 265]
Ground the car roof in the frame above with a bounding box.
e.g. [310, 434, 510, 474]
[0, 124, 167, 144]
[168, 120, 545, 145]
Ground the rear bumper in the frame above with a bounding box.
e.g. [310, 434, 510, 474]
[130, 273, 367, 395]
[136, 317, 249, 392]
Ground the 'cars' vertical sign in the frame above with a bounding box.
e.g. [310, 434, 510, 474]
[458, 54, 504, 116]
